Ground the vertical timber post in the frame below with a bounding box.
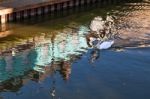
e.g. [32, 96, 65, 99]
[1, 15, 6, 24]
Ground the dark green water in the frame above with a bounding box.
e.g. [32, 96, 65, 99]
[0, 3, 150, 99]
[0, 3, 130, 50]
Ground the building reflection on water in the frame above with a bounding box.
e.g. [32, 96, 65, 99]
[0, 26, 89, 92]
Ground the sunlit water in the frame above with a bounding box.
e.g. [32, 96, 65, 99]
[0, 3, 150, 99]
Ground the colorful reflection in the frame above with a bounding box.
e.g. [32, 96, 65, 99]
[0, 26, 89, 91]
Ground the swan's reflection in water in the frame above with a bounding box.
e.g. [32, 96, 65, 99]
[0, 26, 89, 93]
[89, 48, 100, 64]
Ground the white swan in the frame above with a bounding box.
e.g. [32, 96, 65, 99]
[96, 40, 114, 50]
[88, 37, 114, 50]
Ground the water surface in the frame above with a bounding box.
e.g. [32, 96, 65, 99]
[0, 3, 150, 99]
[0, 44, 150, 99]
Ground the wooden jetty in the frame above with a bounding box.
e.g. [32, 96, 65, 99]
[0, 0, 123, 24]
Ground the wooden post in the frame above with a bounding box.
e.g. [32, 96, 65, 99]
[35, 8, 38, 16]
[69, 1, 73, 7]
[75, 0, 79, 6]
[37, 7, 42, 15]
[63, 2, 67, 9]
[31, 9, 35, 16]
[1, 15, 6, 24]
[8, 13, 13, 21]
[48, 5, 51, 12]
[41, 7, 45, 15]
[54, 4, 57, 11]
[27, 9, 31, 18]
[81, 0, 84, 5]
[60, 3, 63, 11]
[1, 23, 7, 31]
[24, 10, 28, 18]
[20, 11, 24, 19]
[16, 12, 19, 20]
[51, 5, 55, 11]
[45, 6, 49, 13]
